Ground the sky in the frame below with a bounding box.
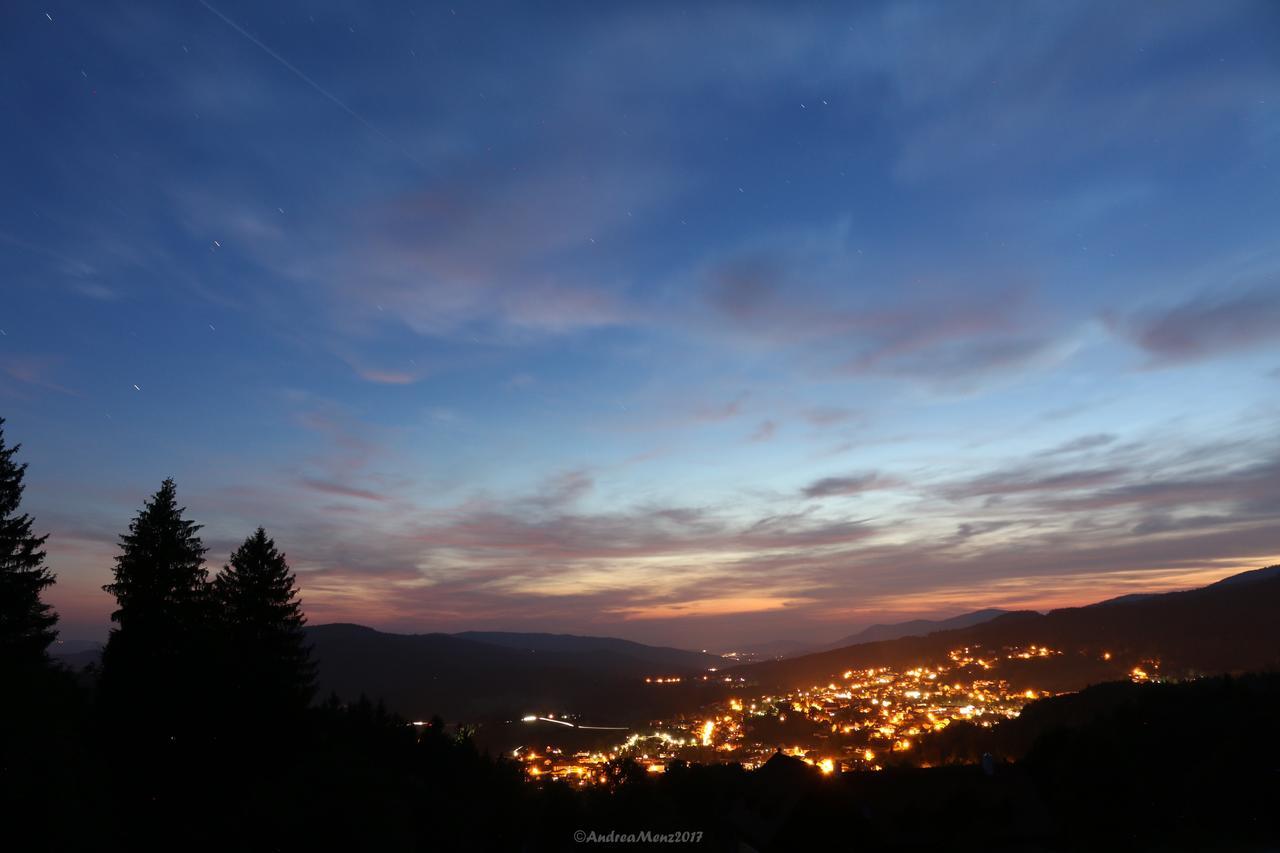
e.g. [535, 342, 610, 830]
[2, 1, 1279, 650]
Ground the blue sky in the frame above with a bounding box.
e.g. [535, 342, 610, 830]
[2, 0, 1278, 648]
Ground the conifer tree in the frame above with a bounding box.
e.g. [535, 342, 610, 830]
[0, 418, 57, 673]
[215, 527, 315, 716]
[100, 478, 211, 723]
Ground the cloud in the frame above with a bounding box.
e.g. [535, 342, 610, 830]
[941, 467, 1127, 500]
[1131, 514, 1234, 536]
[531, 469, 594, 510]
[352, 368, 421, 385]
[292, 405, 379, 472]
[323, 162, 675, 341]
[750, 420, 778, 442]
[693, 392, 750, 424]
[1113, 287, 1280, 364]
[803, 407, 860, 427]
[0, 356, 79, 396]
[607, 594, 811, 621]
[955, 520, 1018, 539]
[740, 515, 876, 550]
[869, 2, 1268, 182]
[410, 503, 876, 561]
[840, 334, 1065, 389]
[801, 472, 897, 499]
[297, 478, 389, 503]
[1045, 455, 1280, 514]
[23, 0, 1280, 649]
[697, 228, 1071, 390]
[72, 282, 120, 301]
[1036, 433, 1117, 456]
[49, 426, 1277, 648]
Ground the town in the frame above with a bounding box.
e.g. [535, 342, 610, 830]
[512, 644, 1161, 784]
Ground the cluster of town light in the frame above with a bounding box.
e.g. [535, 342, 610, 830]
[511, 645, 1154, 783]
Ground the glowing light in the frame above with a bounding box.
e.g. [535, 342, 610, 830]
[539, 716, 576, 728]
[511, 638, 1091, 788]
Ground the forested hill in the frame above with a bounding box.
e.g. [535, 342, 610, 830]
[306, 623, 727, 721]
[455, 630, 722, 671]
[731, 566, 1280, 691]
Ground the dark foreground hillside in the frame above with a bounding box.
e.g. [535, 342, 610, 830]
[7, 667, 1278, 851]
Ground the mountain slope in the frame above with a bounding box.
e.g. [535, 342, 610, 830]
[1207, 563, 1280, 587]
[455, 630, 721, 671]
[731, 611, 1010, 661]
[49, 640, 103, 671]
[822, 608, 1009, 648]
[306, 623, 727, 723]
[732, 567, 1280, 691]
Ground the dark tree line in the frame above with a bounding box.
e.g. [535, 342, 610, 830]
[0, 418, 535, 852]
[0, 417, 57, 675]
[89, 476, 320, 848]
[99, 479, 315, 744]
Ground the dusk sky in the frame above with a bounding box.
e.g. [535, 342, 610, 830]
[3, 1, 1278, 649]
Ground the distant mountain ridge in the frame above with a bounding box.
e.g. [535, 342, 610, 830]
[731, 565, 1280, 692]
[304, 623, 725, 722]
[821, 608, 1009, 649]
[50, 565, 1280, 724]
[1089, 565, 1280, 608]
[455, 630, 722, 672]
[1207, 563, 1280, 587]
[49, 640, 103, 671]
[730, 609, 1010, 660]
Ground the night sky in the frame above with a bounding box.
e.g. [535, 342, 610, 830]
[3, 1, 1278, 649]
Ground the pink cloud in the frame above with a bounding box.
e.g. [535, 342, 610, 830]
[353, 367, 420, 385]
[297, 478, 389, 502]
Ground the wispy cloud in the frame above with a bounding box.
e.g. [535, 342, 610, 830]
[750, 420, 778, 442]
[17, 0, 1280, 647]
[297, 478, 389, 503]
[941, 467, 1128, 501]
[801, 472, 898, 499]
[1037, 433, 1117, 456]
[1112, 287, 1280, 364]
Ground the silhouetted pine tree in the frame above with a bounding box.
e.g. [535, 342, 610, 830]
[0, 417, 57, 674]
[0, 422, 83, 853]
[214, 527, 315, 718]
[100, 478, 212, 731]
